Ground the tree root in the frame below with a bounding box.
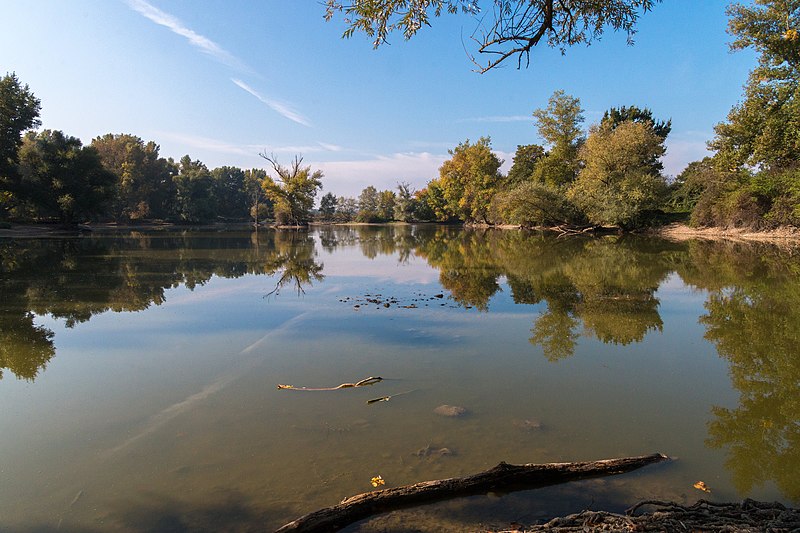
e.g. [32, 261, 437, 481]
[515, 498, 800, 532]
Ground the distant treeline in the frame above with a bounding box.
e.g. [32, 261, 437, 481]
[1, 1, 797, 230]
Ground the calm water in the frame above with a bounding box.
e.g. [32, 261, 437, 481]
[1, 226, 798, 532]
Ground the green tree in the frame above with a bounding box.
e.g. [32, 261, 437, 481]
[211, 166, 249, 220]
[357, 185, 380, 221]
[17, 130, 116, 223]
[319, 192, 338, 221]
[694, 0, 800, 229]
[377, 189, 397, 221]
[505, 144, 546, 187]
[324, 0, 661, 72]
[260, 155, 323, 226]
[531, 90, 585, 187]
[568, 121, 667, 227]
[173, 155, 216, 223]
[244, 168, 271, 225]
[437, 137, 502, 222]
[91, 133, 175, 221]
[601, 106, 672, 140]
[393, 182, 418, 221]
[490, 181, 580, 227]
[0, 73, 41, 214]
[335, 196, 358, 221]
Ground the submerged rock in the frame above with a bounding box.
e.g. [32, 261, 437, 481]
[434, 404, 467, 417]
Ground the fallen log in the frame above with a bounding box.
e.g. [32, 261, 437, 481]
[275, 453, 669, 533]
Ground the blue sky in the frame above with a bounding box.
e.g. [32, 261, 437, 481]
[3, 1, 756, 197]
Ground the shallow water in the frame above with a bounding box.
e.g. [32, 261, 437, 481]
[1, 226, 798, 531]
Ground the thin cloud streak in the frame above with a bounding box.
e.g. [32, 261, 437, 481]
[457, 115, 531, 123]
[231, 78, 311, 127]
[125, 0, 248, 72]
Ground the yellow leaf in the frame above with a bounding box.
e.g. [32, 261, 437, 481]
[370, 475, 385, 487]
[693, 481, 712, 493]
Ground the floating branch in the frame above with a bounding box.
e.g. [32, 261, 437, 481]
[277, 376, 383, 391]
[275, 453, 670, 532]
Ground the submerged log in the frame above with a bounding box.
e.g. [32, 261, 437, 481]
[275, 453, 669, 533]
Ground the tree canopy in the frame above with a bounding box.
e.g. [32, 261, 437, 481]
[324, 0, 661, 71]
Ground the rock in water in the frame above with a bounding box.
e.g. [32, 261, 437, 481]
[434, 404, 467, 417]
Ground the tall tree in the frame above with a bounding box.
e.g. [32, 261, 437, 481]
[324, 0, 661, 72]
[211, 166, 248, 220]
[568, 121, 667, 227]
[531, 90, 585, 187]
[244, 168, 270, 225]
[357, 185, 380, 221]
[17, 130, 116, 223]
[436, 137, 503, 222]
[173, 156, 216, 223]
[393, 182, 418, 221]
[319, 191, 338, 221]
[0, 73, 41, 214]
[377, 189, 397, 221]
[260, 155, 323, 226]
[91, 133, 175, 221]
[505, 144, 546, 187]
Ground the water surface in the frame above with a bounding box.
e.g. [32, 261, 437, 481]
[1, 226, 798, 531]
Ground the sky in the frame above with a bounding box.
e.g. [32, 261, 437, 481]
[2, 0, 757, 198]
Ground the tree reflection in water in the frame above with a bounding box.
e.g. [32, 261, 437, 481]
[2, 227, 799, 503]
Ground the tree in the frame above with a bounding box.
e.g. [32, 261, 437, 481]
[91, 133, 175, 221]
[505, 144, 546, 187]
[16, 130, 116, 223]
[568, 121, 667, 227]
[357, 185, 380, 221]
[1, 73, 41, 213]
[695, 0, 800, 229]
[244, 168, 271, 225]
[377, 189, 397, 221]
[393, 181, 418, 221]
[324, 0, 662, 72]
[260, 155, 323, 226]
[490, 181, 580, 227]
[210, 166, 248, 220]
[335, 196, 358, 221]
[531, 90, 585, 187]
[436, 137, 503, 222]
[319, 192, 338, 221]
[601, 106, 671, 140]
[173, 155, 216, 223]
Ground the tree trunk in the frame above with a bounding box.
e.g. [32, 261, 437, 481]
[275, 453, 669, 533]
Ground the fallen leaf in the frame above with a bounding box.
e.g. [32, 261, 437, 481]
[693, 481, 712, 493]
[371, 475, 385, 487]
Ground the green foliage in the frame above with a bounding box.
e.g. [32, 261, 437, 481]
[393, 182, 418, 221]
[357, 185, 380, 221]
[16, 130, 116, 223]
[436, 137, 502, 222]
[244, 168, 271, 224]
[532, 90, 585, 187]
[324, 1, 661, 72]
[377, 189, 396, 221]
[260, 155, 323, 226]
[0, 73, 41, 191]
[173, 156, 216, 223]
[568, 121, 667, 227]
[211, 166, 249, 220]
[505, 144, 546, 187]
[91, 133, 176, 221]
[335, 196, 358, 222]
[490, 181, 581, 227]
[319, 192, 338, 221]
[601, 105, 672, 140]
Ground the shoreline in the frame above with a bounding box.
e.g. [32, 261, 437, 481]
[2, 221, 799, 244]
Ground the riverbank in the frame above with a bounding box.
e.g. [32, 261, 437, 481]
[653, 223, 800, 243]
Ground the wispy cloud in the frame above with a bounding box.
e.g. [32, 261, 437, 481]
[156, 132, 344, 160]
[456, 115, 531, 123]
[231, 78, 312, 127]
[125, 0, 248, 72]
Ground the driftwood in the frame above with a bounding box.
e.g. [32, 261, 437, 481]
[277, 376, 382, 391]
[275, 453, 669, 533]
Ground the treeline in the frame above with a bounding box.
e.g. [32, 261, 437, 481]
[1, 2, 796, 230]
